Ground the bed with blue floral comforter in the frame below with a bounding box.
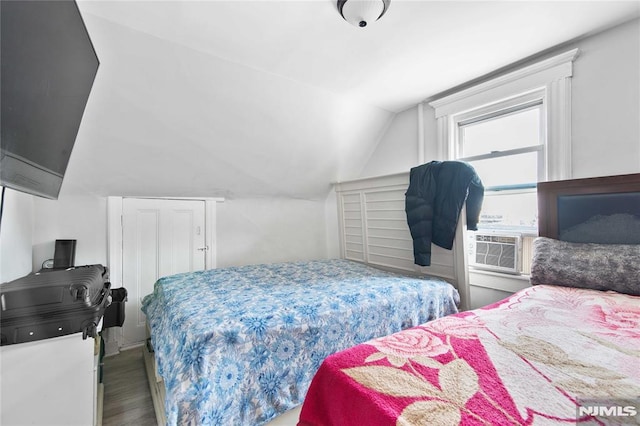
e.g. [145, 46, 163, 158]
[141, 259, 459, 425]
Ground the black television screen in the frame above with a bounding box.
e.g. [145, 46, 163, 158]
[1, 0, 99, 199]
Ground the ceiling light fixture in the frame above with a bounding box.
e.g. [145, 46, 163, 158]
[337, 0, 390, 28]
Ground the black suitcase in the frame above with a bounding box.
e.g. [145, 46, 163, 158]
[0, 265, 111, 345]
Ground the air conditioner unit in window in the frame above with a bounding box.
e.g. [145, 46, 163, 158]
[469, 233, 521, 274]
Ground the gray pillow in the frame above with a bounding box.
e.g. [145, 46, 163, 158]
[530, 237, 640, 296]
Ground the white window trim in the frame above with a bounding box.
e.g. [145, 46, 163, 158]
[429, 48, 579, 181]
[455, 90, 545, 185]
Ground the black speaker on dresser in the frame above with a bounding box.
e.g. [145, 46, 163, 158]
[53, 239, 77, 269]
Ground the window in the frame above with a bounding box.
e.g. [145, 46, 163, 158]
[429, 49, 578, 275]
[455, 92, 544, 233]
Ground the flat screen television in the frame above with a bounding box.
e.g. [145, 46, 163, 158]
[1, 0, 99, 199]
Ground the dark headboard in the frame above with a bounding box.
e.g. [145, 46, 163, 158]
[538, 173, 640, 243]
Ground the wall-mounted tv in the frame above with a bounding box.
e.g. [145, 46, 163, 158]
[1, 0, 99, 199]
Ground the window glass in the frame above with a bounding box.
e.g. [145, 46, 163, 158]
[467, 151, 538, 188]
[460, 106, 541, 157]
[477, 190, 538, 231]
[456, 98, 543, 242]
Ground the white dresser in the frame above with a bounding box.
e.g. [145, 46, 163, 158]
[0, 332, 101, 426]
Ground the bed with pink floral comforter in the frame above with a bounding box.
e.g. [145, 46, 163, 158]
[298, 285, 640, 425]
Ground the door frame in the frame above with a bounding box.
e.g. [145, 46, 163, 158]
[105, 196, 223, 353]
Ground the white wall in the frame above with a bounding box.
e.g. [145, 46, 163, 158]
[359, 107, 419, 178]
[571, 18, 640, 177]
[25, 194, 333, 276]
[358, 106, 441, 178]
[0, 189, 34, 283]
[324, 191, 340, 260]
[216, 197, 330, 268]
[362, 18, 640, 180]
[65, 10, 393, 202]
[32, 195, 108, 271]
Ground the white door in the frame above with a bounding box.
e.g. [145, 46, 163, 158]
[121, 198, 206, 346]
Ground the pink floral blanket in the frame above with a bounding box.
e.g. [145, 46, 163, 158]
[298, 285, 640, 425]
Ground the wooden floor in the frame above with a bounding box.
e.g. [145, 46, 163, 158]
[102, 347, 158, 426]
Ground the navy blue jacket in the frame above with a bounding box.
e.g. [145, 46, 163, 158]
[405, 161, 484, 266]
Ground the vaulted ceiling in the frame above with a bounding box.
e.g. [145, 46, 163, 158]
[65, 0, 639, 199]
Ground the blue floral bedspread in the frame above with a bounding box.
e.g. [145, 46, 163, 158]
[141, 259, 459, 425]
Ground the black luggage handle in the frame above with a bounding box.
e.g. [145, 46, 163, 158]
[69, 285, 90, 303]
[80, 282, 111, 340]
